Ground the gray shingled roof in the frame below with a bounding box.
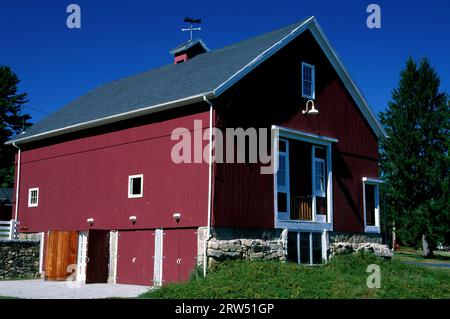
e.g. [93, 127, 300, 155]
[8, 17, 387, 143]
[9, 19, 308, 143]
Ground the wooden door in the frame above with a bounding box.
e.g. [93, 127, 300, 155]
[44, 231, 78, 281]
[86, 230, 109, 284]
[178, 229, 198, 282]
[162, 229, 180, 284]
[162, 229, 197, 284]
[117, 230, 154, 286]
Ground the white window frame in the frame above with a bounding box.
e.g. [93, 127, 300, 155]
[312, 148, 327, 223]
[28, 188, 39, 207]
[362, 177, 382, 233]
[292, 231, 325, 265]
[273, 126, 336, 232]
[128, 174, 144, 198]
[313, 156, 326, 198]
[276, 139, 290, 220]
[301, 62, 315, 99]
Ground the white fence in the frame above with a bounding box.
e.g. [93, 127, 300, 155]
[0, 220, 19, 240]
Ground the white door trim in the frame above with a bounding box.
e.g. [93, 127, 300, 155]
[76, 231, 88, 282]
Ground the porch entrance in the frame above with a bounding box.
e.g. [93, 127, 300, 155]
[276, 138, 331, 223]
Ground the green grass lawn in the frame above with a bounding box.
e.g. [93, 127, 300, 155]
[141, 253, 450, 299]
[394, 247, 450, 265]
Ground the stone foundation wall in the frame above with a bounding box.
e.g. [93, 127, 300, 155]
[330, 242, 393, 259]
[206, 229, 288, 266]
[329, 232, 382, 244]
[0, 240, 40, 280]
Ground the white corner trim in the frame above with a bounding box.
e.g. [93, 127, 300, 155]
[128, 174, 144, 198]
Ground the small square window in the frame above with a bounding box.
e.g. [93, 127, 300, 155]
[128, 174, 143, 198]
[28, 188, 39, 207]
[302, 62, 315, 99]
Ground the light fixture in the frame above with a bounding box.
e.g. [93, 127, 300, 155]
[129, 216, 137, 224]
[173, 212, 181, 223]
[86, 218, 94, 225]
[302, 100, 319, 115]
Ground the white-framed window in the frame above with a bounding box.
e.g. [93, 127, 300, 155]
[28, 188, 39, 207]
[313, 158, 326, 198]
[302, 62, 315, 99]
[128, 174, 143, 198]
[276, 139, 290, 219]
[362, 177, 382, 233]
[288, 231, 324, 265]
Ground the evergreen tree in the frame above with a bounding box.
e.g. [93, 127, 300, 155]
[380, 58, 449, 256]
[0, 65, 32, 187]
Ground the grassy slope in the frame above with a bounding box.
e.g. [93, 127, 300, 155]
[394, 247, 450, 265]
[141, 253, 450, 299]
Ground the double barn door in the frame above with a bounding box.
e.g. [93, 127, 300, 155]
[162, 229, 197, 284]
[45, 230, 109, 283]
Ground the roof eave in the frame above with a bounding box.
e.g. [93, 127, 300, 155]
[6, 91, 216, 145]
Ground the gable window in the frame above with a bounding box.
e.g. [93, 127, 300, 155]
[128, 174, 143, 198]
[28, 188, 39, 207]
[302, 62, 315, 99]
[362, 177, 381, 233]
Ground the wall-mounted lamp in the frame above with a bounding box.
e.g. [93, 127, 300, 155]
[173, 212, 181, 223]
[129, 215, 137, 224]
[86, 218, 94, 226]
[302, 100, 319, 115]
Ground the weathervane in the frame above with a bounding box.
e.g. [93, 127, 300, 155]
[182, 17, 202, 41]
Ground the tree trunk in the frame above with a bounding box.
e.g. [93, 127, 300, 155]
[422, 234, 434, 257]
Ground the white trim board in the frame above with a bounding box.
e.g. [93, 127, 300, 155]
[8, 17, 386, 145]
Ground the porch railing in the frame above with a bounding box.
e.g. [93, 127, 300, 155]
[290, 196, 312, 221]
[0, 220, 19, 240]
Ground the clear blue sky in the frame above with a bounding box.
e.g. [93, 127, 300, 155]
[1, 0, 449, 123]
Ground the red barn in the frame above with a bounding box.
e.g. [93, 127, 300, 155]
[7, 17, 386, 286]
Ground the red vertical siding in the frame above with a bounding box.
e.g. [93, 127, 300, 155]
[16, 109, 210, 232]
[213, 30, 379, 232]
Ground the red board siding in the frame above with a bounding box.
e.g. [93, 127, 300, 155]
[16, 109, 210, 232]
[117, 230, 154, 286]
[213, 30, 379, 232]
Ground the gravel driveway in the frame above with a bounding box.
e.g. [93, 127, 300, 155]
[0, 279, 151, 299]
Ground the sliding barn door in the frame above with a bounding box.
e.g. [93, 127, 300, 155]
[44, 231, 78, 281]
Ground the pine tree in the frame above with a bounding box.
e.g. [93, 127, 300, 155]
[0, 65, 32, 187]
[380, 58, 450, 256]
